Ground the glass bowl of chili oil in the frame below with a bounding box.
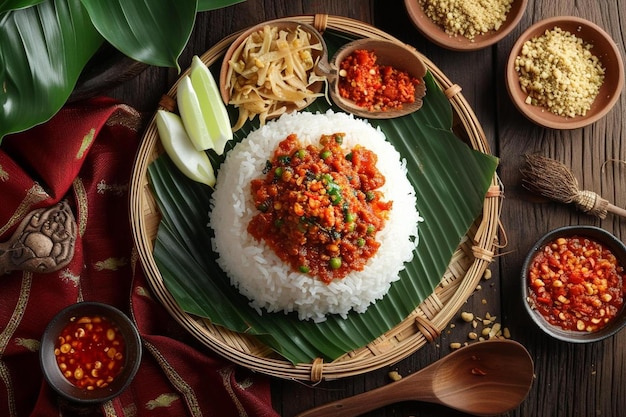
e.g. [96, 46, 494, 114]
[40, 302, 142, 404]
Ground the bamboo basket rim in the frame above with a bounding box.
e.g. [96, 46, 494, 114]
[129, 14, 503, 382]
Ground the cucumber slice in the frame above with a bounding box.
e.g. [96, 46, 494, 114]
[190, 55, 233, 155]
[156, 110, 216, 187]
[177, 76, 214, 152]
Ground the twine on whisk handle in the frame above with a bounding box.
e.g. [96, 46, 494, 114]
[520, 154, 626, 219]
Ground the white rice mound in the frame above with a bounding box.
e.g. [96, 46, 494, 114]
[210, 110, 422, 322]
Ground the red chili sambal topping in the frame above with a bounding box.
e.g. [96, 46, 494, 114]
[54, 315, 125, 390]
[247, 133, 392, 283]
[527, 236, 626, 332]
[338, 49, 421, 112]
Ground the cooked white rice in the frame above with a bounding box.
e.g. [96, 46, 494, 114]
[209, 110, 422, 322]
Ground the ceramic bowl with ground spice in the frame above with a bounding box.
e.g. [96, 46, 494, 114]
[506, 16, 624, 129]
[404, 0, 528, 51]
[521, 226, 626, 343]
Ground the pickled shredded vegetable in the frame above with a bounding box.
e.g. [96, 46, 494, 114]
[225, 25, 326, 130]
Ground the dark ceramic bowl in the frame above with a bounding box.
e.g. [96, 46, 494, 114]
[521, 226, 626, 343]
[40, 302, 142, 404]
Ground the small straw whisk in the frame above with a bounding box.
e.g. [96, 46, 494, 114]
[520, 153, 626, 219]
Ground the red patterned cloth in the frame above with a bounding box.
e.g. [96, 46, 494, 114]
[0, 97, 279, 417]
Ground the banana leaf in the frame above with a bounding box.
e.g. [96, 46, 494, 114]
[0, 0, 245, 141]
[148, 31, 499, 365]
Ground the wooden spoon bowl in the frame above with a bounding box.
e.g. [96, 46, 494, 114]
[329, 39, 427, 119]
[297, 340, 534, 417]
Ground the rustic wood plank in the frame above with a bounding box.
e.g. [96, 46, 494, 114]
[107, 0, 625, 416]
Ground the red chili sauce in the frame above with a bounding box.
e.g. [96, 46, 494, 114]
[527, 236, 626, 332]
[337, 49, 421, 112]
[248, 133, 392, 283]
[54, 315, 125, 390]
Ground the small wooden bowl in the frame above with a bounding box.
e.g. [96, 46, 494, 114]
[40, 302, 142, 404]
[219, 20, 328, 118]
[506, 16, 624, 129]
[329, 39, 427, 119]
[404, 0, 528, 51]
[521, 226, 626, 343]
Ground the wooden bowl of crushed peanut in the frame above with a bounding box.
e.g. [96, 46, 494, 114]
[404, 0, 528, 51]
[506, 16, 624, 130]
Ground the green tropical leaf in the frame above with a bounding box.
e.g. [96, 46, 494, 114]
[0, 0, 244, 142]
[80, 0, 197, 70]
[0, 0, 103, 139]
[197, 0, 245, 11]
[0, 0, 44, 13]
[147, 31, 499, 365]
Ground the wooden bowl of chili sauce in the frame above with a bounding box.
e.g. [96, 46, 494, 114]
[40, 302, 142, 403]
[522, 226, 626, 343]
[329, 38, 427, 119]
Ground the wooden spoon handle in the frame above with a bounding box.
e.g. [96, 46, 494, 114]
[295, 368, 439, 417]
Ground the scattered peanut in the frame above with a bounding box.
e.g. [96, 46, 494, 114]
[388, 370, 402, 381]
[461, 311, 474, 322]
[489, 323, 502, 338]
[446, 274, 513, 349]
[503, 327, 511, 339]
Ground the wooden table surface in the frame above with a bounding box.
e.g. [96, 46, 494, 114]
[109, 1, 626, 416]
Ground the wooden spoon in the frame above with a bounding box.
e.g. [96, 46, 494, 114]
[296, 340, 534, 417]
[328, 38, 427, 119]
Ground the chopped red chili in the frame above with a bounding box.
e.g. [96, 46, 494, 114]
[54, 315, 125, 390]
[338, 49, 420, 112]
[527, 236, 626, 332]
[247, 133, 392, 283]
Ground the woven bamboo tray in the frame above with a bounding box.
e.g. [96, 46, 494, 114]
[129, 14, 503, 382]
